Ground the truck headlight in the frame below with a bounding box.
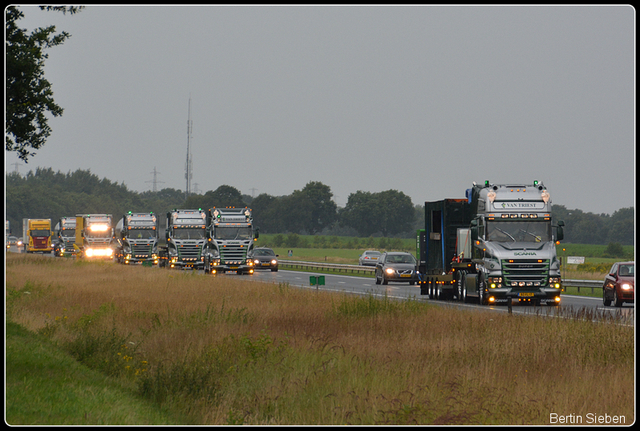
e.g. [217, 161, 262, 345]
[488, 277, 502, 288]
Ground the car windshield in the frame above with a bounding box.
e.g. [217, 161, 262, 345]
[128, 228, 157, 239]
[387, 254, 416, 264]
[618, 264, 634, 277]
[172, 227, 205, 239]
[486, 220, 551, 243]
[254, 249, 275, 256]
[215, 226, 252, 240]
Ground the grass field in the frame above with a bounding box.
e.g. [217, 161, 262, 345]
[5, 253, 634, 425]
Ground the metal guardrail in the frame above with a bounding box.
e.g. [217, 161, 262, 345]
[564, 279, 602, 294]
[279, 261, 604, 291]
[279, 260, 375, 275]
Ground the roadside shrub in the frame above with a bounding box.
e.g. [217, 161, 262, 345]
[603, 242, 625, 258]
[271, 234, 284, 247]
[576, 262, 611, 273]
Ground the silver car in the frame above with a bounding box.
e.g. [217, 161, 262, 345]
[359, 250, 382, 266]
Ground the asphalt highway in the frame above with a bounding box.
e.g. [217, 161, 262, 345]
[246, 269, 634, 323]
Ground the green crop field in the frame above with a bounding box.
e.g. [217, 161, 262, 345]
[5, 253, 634, 425]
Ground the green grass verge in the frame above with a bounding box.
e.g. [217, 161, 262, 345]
[562, 285, 602, 299]
[5, 320, 184, 425]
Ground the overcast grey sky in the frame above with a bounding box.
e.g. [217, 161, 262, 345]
[5, 5, 635, 215]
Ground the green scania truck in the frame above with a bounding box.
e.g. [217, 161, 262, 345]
[417, 181, 565, 306]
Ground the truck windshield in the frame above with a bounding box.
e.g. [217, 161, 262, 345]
[128, 228, 157, 239]
[215, 226, 252, 240]
[31, 230, 50, 237]
[486, 220, 551, 243]
[85, 230, 111, 239]
[172, 227, 205, 239]
[61, 229, 75, 238]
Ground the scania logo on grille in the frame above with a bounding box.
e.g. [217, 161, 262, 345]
[514, 252, 537, 256]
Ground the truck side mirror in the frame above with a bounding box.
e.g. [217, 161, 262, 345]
[470, 219, 478, 241]
[556, 220, 564, 241]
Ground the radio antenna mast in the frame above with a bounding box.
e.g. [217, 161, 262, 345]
[185, 96, 193, 198]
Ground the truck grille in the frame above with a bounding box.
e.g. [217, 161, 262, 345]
[178, 244, 202, 261]
[132, 244, 152, 258]
[220, 244, 248, 264]
[64, 239, 76, 249]
[502, 259, 550, 287]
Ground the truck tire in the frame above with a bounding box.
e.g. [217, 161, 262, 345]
[478, 273, 488, 305]
[457, 272, 467, 302]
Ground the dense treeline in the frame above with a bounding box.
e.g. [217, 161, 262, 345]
[5, 168, 634, 246]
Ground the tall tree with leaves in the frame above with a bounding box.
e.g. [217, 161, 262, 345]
[6, 6, 83, 162]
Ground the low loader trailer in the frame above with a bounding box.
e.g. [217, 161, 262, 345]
[417, 181, 565, 306]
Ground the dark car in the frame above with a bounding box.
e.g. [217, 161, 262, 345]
[375, 252, 418, 285]
[359, 250, 382, 266]
[251, 247, 279, 272]
[603, 261, 634, 307]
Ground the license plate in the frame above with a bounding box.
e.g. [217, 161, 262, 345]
[519, 292, 534, 297]
[230, 266, 238, 270]
[400, 274, 411, 278]
[261, 263, 270, 266]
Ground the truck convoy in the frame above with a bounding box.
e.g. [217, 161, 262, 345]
[160, 209, 207, 269]
[74, 214, 114, 259]
[203, 207, 259, 275]
[417, 181, 564, 306]
[22, 218, 52, 253]
[114, 212, 159, 265]
[53, 216, 77, 257]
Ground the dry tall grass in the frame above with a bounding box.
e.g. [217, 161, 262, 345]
[5, 253, 635, 425]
